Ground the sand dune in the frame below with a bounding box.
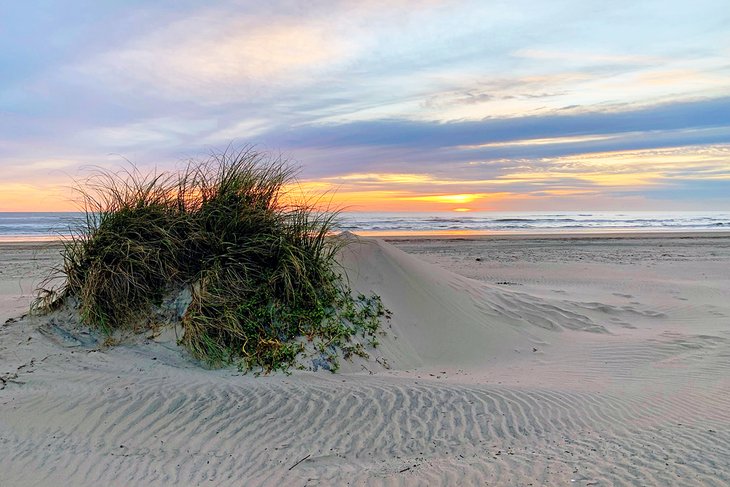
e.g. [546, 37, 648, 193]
[1, 235, 729, 486]
[337, 237, 615, 372]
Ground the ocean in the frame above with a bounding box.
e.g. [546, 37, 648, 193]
[339, 211, 730, 234]
[1, 211, 729, 240]
[0, 212, 84, 240]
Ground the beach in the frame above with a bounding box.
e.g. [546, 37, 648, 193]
[1, 233, 729, 486]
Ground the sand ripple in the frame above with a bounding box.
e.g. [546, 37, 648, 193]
[2, 344, 729, 487]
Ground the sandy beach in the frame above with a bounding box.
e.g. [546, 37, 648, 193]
[1, 233, 729, 486]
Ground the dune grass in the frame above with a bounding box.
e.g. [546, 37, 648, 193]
[39, 148, 387, 372]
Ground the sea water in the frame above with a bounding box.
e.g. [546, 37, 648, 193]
[1, 211, 729, 240]
[337, 211, 730, 234]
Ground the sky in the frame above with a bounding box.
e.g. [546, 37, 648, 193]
[1, 0, 729, 212]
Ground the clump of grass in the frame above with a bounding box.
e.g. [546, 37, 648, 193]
[39, 147, 387, 372]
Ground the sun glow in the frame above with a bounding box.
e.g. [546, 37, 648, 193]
[402, 194, 480, 204]
[0, 183, 75, 212]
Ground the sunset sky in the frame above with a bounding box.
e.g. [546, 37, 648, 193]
[1, 0, 729, 212]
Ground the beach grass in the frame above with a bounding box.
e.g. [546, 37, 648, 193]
[37, 147, 386, 372]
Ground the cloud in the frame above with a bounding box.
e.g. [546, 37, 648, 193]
[457, 134, 621, 150]
[75, 14, 354, 103]
[267, 97, 730, 155]
[77, 117, 218, 149]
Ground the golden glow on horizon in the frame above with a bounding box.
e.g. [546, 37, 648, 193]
[4, 144, 728, 212]
[402, 193, 480, 204]
[0, 183, 76, 212]
[278, 145, 730, 211]
[280, 182, 512, 211]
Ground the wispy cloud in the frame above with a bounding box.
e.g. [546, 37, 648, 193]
[73, 16, 354, 103]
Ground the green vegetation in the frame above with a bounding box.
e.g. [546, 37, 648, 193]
[38, 148, 387, 372]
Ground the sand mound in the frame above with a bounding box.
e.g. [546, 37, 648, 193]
[338, 237, 607, 371]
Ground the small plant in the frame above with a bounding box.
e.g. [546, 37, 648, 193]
[38, 147, 388, 372]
